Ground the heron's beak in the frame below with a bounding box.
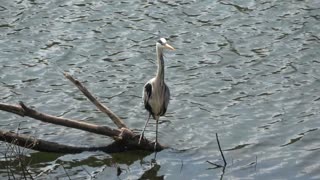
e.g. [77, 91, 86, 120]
[164, 43, 175, 50]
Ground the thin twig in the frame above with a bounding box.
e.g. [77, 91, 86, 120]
[216, 133, 227, 166]
[179, 159, 184, 173]
[206, 160, 223, 168]
[255, 155, 258, 171]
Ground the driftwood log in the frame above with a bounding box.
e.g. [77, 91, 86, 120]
[0, 72, 165, 153]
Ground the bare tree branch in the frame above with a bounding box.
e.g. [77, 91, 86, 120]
[0, 72, 166, 153]
[0, 103, 25, 117]
[63, 72, 127, 129]
[0, 102, 121, 138]
[0, 102, 165, 152]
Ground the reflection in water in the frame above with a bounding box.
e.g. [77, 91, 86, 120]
[207, 161, 226, 180]
[111, 150, 152, 166]
[139, 160, 164, 180]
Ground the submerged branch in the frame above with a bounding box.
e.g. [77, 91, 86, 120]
[0, 130, 90, 153]
[0, 130, 146, 154]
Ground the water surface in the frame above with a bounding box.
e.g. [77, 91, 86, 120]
[1, 0, 320, 179]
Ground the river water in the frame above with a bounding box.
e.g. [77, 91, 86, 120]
[1, 0, 320, 179]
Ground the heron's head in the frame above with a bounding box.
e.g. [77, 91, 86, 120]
[157, 38, 175, 50]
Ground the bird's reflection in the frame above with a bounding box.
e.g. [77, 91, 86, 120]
[138, 157, 163, 180]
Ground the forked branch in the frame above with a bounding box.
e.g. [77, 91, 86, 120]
[0, 72, 165, 153]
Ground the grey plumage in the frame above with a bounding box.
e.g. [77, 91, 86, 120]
[139, 38, 175, 150]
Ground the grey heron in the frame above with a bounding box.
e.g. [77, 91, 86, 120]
[139, 38, 175, 150]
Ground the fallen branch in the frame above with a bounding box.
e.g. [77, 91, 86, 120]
[0, 102, 164, 152]
[0, 102, 121, 138]
[0, 130, 155, 153]
[0, 72, 166, 153]
[0, 130, 91, 153]
[63, 72, 127, 129]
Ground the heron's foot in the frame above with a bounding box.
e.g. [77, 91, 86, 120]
[153, 140, 158, 151]
[138, 134, 144, 144]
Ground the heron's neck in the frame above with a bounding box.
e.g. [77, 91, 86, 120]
[156, 46, 165, 82]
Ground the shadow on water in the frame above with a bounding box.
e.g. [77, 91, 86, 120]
[111, 150, 152, 166]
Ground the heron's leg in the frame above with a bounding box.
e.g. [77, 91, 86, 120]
[139, 113, 151, 144]
[154, 117, 159, 151]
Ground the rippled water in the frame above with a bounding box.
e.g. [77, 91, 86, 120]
[1, 0, 320, 179]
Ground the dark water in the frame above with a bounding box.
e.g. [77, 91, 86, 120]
[1, 0, 320, 179]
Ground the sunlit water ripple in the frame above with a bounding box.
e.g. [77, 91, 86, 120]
[1, 0, 320, 179]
